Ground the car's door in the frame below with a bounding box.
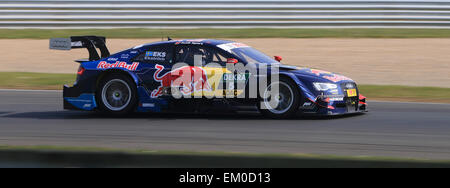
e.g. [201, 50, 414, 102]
[172, 44, 216, 97]
[133, 44, 175, 96]
[173, 44, 247, 98]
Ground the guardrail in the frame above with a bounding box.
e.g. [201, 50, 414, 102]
[2, 0, 450, 28]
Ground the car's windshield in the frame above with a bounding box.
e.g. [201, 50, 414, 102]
[217, 43, 280, 65]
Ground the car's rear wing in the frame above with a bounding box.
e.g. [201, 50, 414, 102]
[49, 36, 110, 62]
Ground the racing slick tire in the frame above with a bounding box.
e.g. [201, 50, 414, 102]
[96, 73, 138, 115]
[259, 77, 302, 119]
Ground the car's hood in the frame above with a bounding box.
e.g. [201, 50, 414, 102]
[279, 65, 354, 84]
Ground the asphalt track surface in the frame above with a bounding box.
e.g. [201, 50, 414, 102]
[1, 90, 450, 159]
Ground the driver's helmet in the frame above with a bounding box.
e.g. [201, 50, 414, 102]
[186, 48, 207, 65]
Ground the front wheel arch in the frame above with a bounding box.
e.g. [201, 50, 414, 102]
[259, 76, 303, 119]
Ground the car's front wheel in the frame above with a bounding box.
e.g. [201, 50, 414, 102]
[97, 74, 138, 115]
[259, 77, 301, 119]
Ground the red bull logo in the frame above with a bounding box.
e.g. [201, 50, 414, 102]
[151, 64, 212, 98]
[323, 74, 352, 83]
[310, 69, 331, 76]
[310, 69, 352, 83]
[97, 61, 139, 71]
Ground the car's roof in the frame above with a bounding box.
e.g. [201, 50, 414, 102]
[139, 39, 235, 49]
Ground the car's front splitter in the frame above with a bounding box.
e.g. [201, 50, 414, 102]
[300, 95, 368, 116]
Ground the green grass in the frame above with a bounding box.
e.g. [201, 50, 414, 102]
[1, 145, 450, 168]
[1, 72, 449, 103]
[0, 72, 76, 90]
[358, 85, 450, 103]
[2, 28, 450, 39]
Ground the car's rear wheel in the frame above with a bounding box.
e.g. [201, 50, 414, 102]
[97, 74, 137, 115]
[260, 77, 301, 119]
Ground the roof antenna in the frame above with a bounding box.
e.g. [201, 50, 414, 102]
[168, 37, 173, 41]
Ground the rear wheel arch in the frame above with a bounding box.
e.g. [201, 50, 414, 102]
[96, 70, 139, 91]
[95, 70, 140, 114]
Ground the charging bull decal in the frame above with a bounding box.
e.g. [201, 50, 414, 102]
[151, 64, 212, 98]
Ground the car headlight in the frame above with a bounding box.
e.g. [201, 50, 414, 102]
[313, 82, 338, 91]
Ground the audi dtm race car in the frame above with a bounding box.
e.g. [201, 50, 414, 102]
[50, 36, 367, 118]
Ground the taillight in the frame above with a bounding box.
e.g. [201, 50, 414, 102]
[77, 66, 86, 75]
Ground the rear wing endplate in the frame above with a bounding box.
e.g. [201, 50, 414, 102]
[50, 36, 110, 61]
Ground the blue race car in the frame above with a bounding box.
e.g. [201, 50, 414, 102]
[50, 36, 367, 118]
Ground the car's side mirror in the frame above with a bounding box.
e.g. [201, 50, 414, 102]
[227, 58, 238, 64]
[274, 56, 283, 62]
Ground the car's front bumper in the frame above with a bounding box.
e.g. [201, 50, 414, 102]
[300, 94, 368, 116]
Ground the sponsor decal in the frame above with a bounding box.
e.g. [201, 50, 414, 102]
[321, 95, 345, 101]
[175, 39, 206, 45]
[49, 38, 72, 50]
[151, 64, 212, 98]
[329, 89, 339, 95]
[222, 73, 249, 82]
[142, 103, 155, 108]
[303, 102, 312, 106]
[71, 41, 83, 47]
[309, 69, 352, 83]
[300, 101, 315, 109]
[347, 89, 357, 97]
[175, 39, 205, 45]
[145, 51, 167, 61]
[323, 74, 353, 83]
[121, 54, 130, 59]
[329, 97, 344, 102]
[220, 73, 250, 91]
[217, 43, 250, 52]
[97, 61, 139, 71]
[310, 69, 332, 76]
[107, 58, 118, 61]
